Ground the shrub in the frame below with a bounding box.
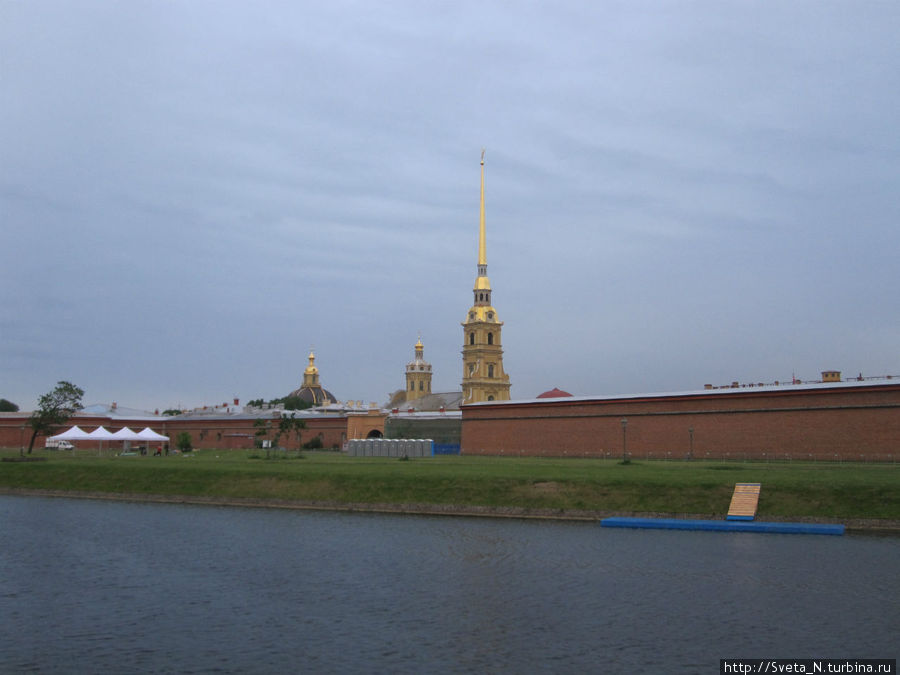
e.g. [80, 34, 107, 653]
[176, 432, 193, 452]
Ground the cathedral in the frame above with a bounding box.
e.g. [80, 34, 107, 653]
[461, 151, 511, 403]
[295, 152, 512, 412]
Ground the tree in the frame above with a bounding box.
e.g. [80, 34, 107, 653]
[0, 398, 19, 412]
[282, 396, 312, 411]
[280, 413, 306, 449]
[290, 415, 307, 448]
[254, 418, 272, 448]
[26, 381, 84, 454]
[175, 432, 193, 452]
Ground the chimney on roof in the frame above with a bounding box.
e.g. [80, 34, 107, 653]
[112, 402, 117, 410]
[234, 398, 239, 406]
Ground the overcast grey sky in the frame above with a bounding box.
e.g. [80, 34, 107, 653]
[2, 1, 898, 411]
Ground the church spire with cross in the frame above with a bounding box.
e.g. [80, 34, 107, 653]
[461, 150, 511, 404]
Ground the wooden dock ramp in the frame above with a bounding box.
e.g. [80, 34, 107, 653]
[727, 483, 761, 521]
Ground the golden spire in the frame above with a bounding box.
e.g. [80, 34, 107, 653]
[472, 149, 492, 299]
[478, 149, 487, 267]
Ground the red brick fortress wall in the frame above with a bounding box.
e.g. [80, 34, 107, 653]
[0, 414, 348, 451]
[461, 383, 900, 461]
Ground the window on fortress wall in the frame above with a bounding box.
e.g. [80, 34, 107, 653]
[487, 332, 493, 345]
[419, 381, 423, 391]
[488, 365, 494, 378]
[469, 333, 475, 345]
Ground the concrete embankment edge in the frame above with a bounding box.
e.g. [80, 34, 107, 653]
[1, 488, 898, 535]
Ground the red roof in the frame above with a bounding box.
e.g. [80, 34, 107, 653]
[536, 387, 573, 399]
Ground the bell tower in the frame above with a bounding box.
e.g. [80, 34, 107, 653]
[405, 335, 433, 402]
[461, 150, 511, 404]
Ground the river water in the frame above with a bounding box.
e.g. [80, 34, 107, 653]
[1, 496, 897, 674]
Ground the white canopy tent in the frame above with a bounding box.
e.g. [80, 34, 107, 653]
[137, 427, 169, 442]
[87, 426, 116, 441]
[46, 424, 170, 454]
[88, 426, 116, 454]
[48, 425, 92, 441]
[111, 427, 142, 442]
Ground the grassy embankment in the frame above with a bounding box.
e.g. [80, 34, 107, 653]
[1, 447, 898, 521]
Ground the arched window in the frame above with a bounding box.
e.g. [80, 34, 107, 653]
[487, 332, 494, 345]
[487, 395, 494, 401]
[469, 332, 475, 345]
[488, 365, 494, 378]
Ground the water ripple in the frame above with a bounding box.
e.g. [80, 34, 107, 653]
[0, 496, 897, 673]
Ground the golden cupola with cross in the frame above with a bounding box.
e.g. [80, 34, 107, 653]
[288, 349, 337, 406]
[461, 150, 511, 404]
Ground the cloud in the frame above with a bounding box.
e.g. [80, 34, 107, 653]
[2, 0, 898, 410]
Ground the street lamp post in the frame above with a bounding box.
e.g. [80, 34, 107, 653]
[620, 418, 628, 463]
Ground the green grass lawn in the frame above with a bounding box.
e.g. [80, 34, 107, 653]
[1, 448, 897, 520]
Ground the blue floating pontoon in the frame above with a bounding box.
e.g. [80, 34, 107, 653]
[600, 517, 843, 536]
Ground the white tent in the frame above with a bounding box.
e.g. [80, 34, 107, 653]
[88, 426, 116, 441]
[111, 427, 143, 442]
[48, 425, 92, 441]
[137, 427, 169, 442]
[88, 426, 116, 454]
